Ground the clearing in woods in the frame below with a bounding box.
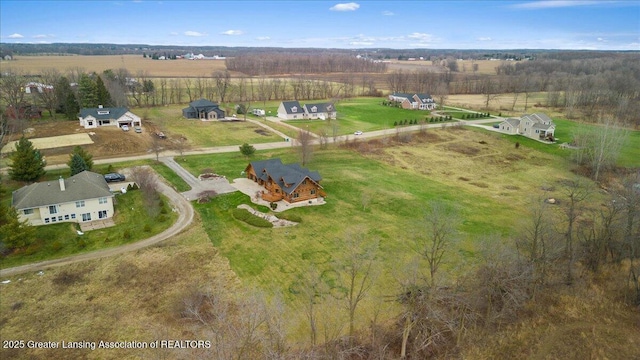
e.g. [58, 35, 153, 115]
[1, 133, 93, 154]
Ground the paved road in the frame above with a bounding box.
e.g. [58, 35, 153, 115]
[159, 156, 236, 200]
[0, 171, 194, 277]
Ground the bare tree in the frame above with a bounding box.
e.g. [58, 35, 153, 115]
[516, 198, 561, 294]
[129, 166, 161, 217]
[213, 70, 231, 103]
[36, 68, 62, 118]
[413, 202, 459, 288]
[296, 129, 314, 166]
[560, 178, 591, 284]
[336, 228, 379, 339]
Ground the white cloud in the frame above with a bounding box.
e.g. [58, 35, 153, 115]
[477, 37, 492, 41]
[349, 41, 374, 46]
[407, 32, 434, 42]
[330, 2, 360, 11]
[33, 34, 53, 39]
[184, 31, 206, 37]
[221, 30, 243, 36]
[382, 10, 394, 16]
[510, 1, 613, 10]
[256, 36, 271, 41]
[8, 33, 24, 38]
[597, 37, 605, 41]
[169, 32, 178, 36]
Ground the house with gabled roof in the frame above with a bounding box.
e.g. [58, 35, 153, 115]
[245, 158, 325, 203]
[12, 171, 115, 226]
[303, 102, 336, 120]
[277, 100, 336, 120]
[277, 101, 304, 120]
[182, 98, 225, 120]
[79, 106, 141, 129]
[388, 92, 436, 110]
[498, 113, 556, 141]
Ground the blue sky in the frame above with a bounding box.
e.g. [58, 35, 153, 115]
[1, 1, 638, 50]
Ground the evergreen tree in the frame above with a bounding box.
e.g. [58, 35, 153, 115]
[55, 76, 79, 119]
[0, 205, 35, 251]
[96, 75, 113, 107]
[69, 153, 89, 176]
[9, 137, 46, 182]
[239, 143, 256, 157]
[67, 146, 93, 171]
[77, 73, 98, 108]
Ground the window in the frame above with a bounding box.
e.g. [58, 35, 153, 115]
[23, 208, 34, 215]
[311, 189, 316, 195]
[71, 214, 76, 219]
[51, 217, 57, 223]
[97, 110, 109, 115]
[49, 205, 58, 214]
[99, 197, 108, 204]
[76, 200, 85, 208]
[302, 180, 307, 185]
[99, 210, 108, 219]
[44, 218, 50, 224]
[82, 213, 91, 222]
[58, 216, 63, 221]
[291, 106, 297, 112]
[64, 215, 69, 220]
[88, 121, 93, 126]
[293, 193, 299, 199]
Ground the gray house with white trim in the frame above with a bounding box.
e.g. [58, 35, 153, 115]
[498, 113, 556, 140]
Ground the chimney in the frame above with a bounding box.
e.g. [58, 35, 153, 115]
[59, 176, 65, 191]
[98, 105, 103, 109]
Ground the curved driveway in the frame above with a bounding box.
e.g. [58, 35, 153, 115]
[0, 174, 194, 277]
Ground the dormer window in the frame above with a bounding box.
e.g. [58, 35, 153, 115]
[97, 110, 109, 115]
[311, 106, 317, 112]
[291, 106, 297, 112]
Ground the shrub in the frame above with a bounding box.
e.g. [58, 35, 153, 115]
[160, 207, 168, 214]
[277, 213, 302, 223]
[157, 215, 168, 222]
[232, 208, 273, 228]
[107, 164, 113, 173]
[143, 224, 151, 232]
[270, 202, 278, 210]
[123, 229, 131, 239]
[76, 239, 86, 249]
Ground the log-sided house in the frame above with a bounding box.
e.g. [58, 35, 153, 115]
[245, 158, 325, 203]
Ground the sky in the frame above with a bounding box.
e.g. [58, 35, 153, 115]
[0, 0, 638, 50]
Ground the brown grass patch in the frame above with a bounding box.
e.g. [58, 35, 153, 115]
[445, 142, 481, 156]
[470, 182, 490, 188]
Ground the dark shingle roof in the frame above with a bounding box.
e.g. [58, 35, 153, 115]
[248, 158, 322, 195]
[304, 103, 334, 113]
[12, 171, 113, 210]
[79, 107, 129, 120]
[281, 101, 303, 114]
[189, 98, 219, 108]
[182, 98, 225, 118]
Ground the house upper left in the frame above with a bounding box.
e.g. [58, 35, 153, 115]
[12, 171, 115, 226]
[78, 106, 141, 130]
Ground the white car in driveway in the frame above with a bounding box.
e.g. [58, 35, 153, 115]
[121, 125, 129, 131]
[354, 131, 363, 135]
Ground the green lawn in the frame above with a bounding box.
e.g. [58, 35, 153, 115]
[189, 147, 523, 300]
[143, 105, 283, 147]
[1, 190, 177, 269]
[284, 97, 433, 135]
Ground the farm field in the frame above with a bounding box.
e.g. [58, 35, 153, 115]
[3, 55, 230, 77]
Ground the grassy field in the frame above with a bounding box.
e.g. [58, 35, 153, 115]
[174, 127, 582, 301]
[144, 105, 283, 147]
[283, 97, 434, 135]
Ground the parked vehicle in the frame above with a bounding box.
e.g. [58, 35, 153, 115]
[121, 125, 129, 131]
[134, 126, 142, 133]
[354, 131, 363, 135]
[104, 173, 126, 182]
[156, 131, 166, 139]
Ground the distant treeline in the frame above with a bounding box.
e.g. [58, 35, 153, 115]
[225, 54, 387, 75]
